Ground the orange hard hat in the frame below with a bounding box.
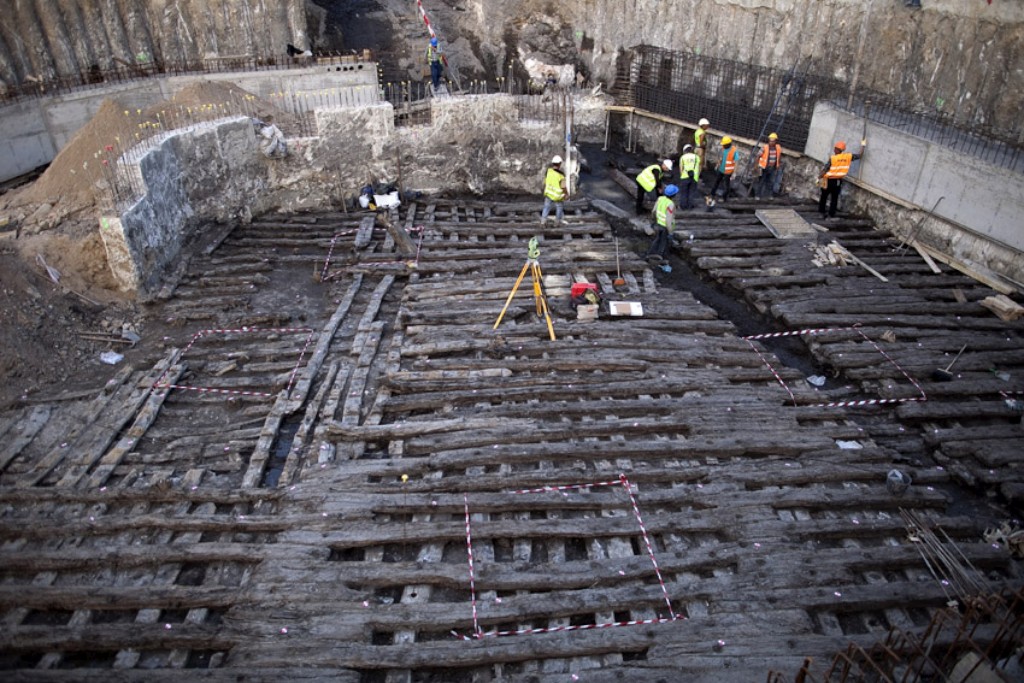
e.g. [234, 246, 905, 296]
[834, 141, 847, 151]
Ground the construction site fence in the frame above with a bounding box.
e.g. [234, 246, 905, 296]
[0, 52, 374, 107]
[618, 46, 1024, 174]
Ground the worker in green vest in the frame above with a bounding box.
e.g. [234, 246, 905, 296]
[540, 155, 568, 225]
[635, 158, 672, 215]
[644, 184, 678, 262]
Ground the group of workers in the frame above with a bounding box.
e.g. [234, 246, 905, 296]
[539, 121, 866, 263]
[631, 119, 866, 261]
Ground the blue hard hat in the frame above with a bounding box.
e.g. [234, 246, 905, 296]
[430, 37, 438, 46]
[664, 184, 679, 197]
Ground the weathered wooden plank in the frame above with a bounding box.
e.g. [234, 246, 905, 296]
[19, 356, 178, 487]
[0, 405, 51, 474]
[64, 364, 186, 489]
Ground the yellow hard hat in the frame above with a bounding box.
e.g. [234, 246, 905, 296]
[768, 132, 778, 140]
[721, 136, 732, 146]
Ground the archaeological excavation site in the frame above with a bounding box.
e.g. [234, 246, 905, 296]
[2, 1, 1024, 681]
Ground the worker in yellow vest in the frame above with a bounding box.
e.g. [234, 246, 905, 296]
[644, 184, 678, 262]
[426, 37, 447, 91]
[756, 132, 783, 199]
[709, 136, 739, 202]
[678, 144, 701, 210]
[818, 139, 866, 219]
[635, 158, 673, 215]
[540, 155, 568, 224]
[695, 118, 710, 169]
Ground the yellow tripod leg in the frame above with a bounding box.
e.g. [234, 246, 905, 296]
[494, 261, 531, 329]
[532, 262, 556, 341]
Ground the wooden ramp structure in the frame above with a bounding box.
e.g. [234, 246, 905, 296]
[1, 196, 1022, 682]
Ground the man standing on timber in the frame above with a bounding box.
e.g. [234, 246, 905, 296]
[645, 184, 678, 262]
[756, 132, 783, 199]
[694, 118, 710, 171]
[709, 136, 739, 202]
[818, 139, 866, 219]
[635, 158, 673, 215]
[678, 144, 700, 210]
[540, 155, 568, 225]
[426, 37, 446, 91]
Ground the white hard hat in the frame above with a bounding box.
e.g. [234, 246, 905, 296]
[699, 118, 710, 126]
[551, 155, 563, 164]
[663, 159, 673, 170]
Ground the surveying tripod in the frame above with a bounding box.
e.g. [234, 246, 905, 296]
[493, 237, 556, 341]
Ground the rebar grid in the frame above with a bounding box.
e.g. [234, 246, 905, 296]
[618, 46, 1024, 172]
[817, 590, 1024, 682]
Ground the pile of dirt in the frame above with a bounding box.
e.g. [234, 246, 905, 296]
[3, 81, 297, 231]
[0, 237, 140, 410]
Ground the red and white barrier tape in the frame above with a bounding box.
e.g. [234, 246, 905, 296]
[619, 474, 677, 619]
[321, 225, 425, 281]
[416, 0, 436, 37]
[464, 493, 481, 638]
[742, 326, 854, 341]
[743, 325, 929, 409]
[155, 327, 316, 399]
[853, 326, 927, 402]
[458, 474, 681, 640]
[744, 337, 795, 405]
[510, 479, 622, 495]
[453, 615, 682, 640]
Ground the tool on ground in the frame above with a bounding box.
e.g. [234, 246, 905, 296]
[895, 195, 945, 255]
[493, 236, 556, 340]
[613, 237, 625, 287]
[932, 343, 967, 382]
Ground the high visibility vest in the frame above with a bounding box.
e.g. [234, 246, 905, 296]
[654, 195, 674, 228]
[719, 146, 737, 175]
[680, 152, 701, 182]
[426, 45, 443, 64]
[825, 152, 853, 179]
[758, 143, 782, 169]
[695, 127, 706, 148]
[544, 167, 566, 201]
[636, 164, 661, 192]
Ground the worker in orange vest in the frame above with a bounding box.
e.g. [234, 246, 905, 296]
[818, 139, 866, 219]
[709, 136, 739, 202]
[756, 133, 783, 199]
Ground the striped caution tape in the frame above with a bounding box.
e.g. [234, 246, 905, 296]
[453, 615, 683, 640]
[457, 474, 682, 640]
[744, 337, 795, 405]
[744, 325, 929, 409]
[321, 225, 425, 281]
[742, 326, 854, 341]
[155, 327, 317, 399]
[510, 479, 621, 495]
[463, 493, 481, 638]
[619, 474, 677, 620]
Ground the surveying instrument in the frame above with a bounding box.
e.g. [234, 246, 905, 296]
[493, 236, 556, 340]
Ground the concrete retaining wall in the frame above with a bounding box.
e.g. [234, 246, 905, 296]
[808, 103, 1023, 287]
[0, 64, 377, 184]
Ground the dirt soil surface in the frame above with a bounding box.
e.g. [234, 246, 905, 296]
[0, 80, 302, 411]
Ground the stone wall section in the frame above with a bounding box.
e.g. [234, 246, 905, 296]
[101, 94, 608, 294]
[101, 117, 276, 293]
